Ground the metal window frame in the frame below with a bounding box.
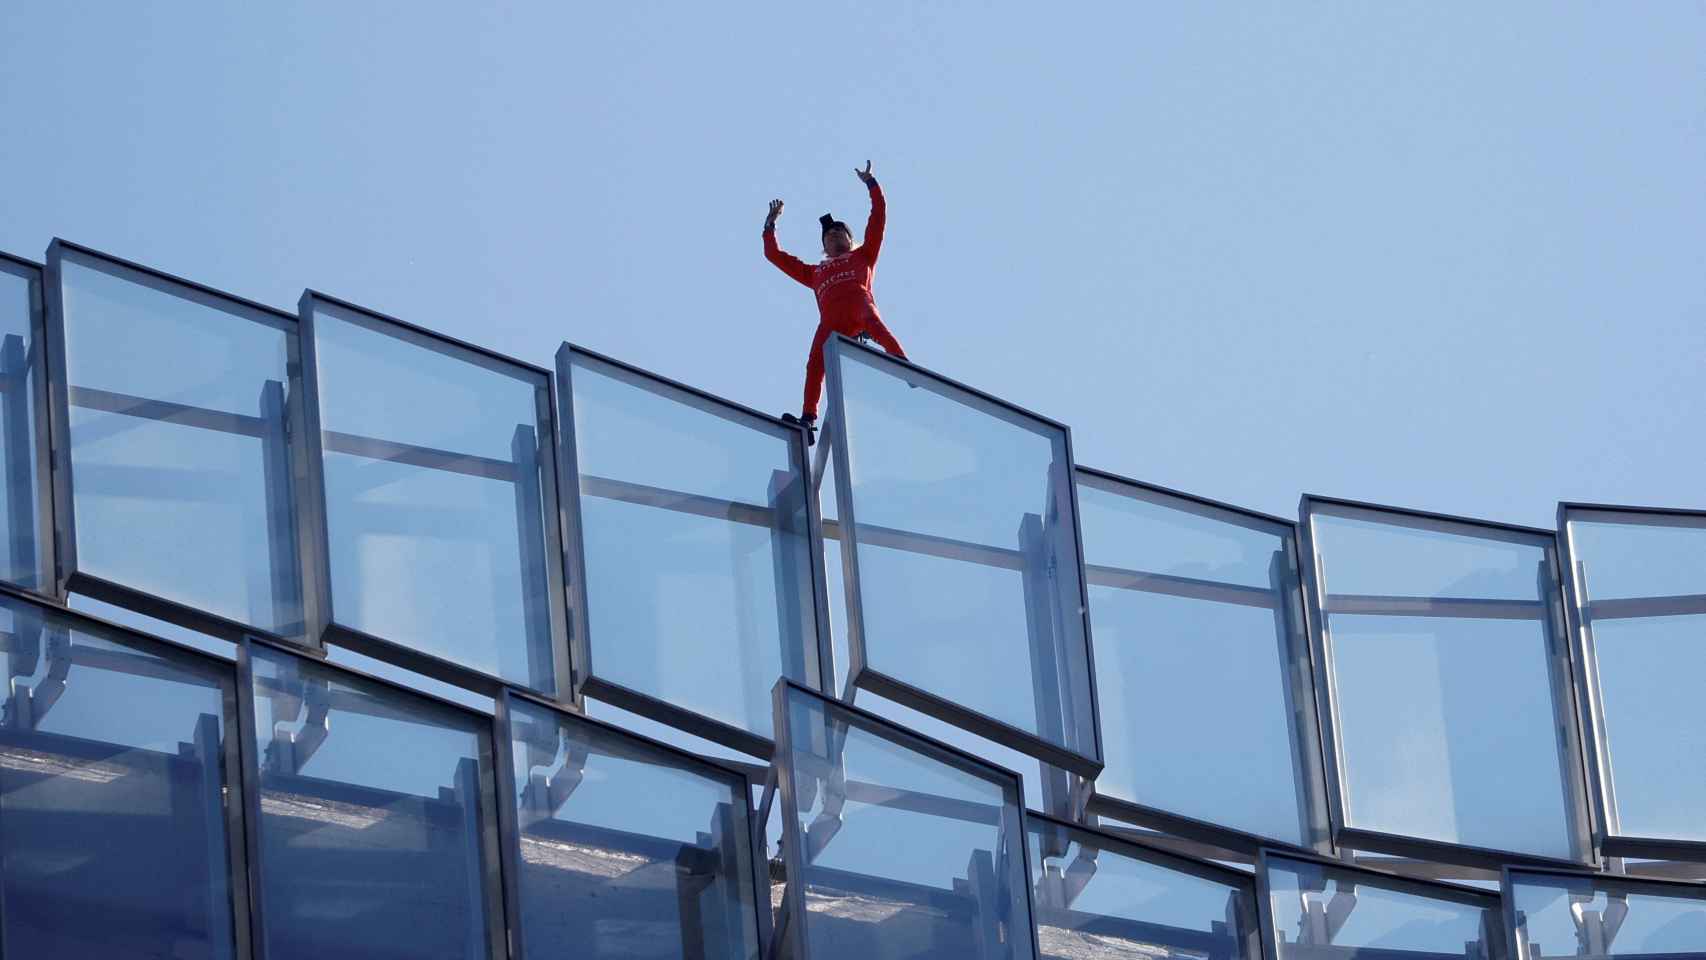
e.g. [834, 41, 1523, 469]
[295, 291, 574, 701]
[1075, 465, 1333, 857]
[821, 334, 1105, 779]
[0, 580, 256, 959]
[770, 677, 1043, 960]
[553, 342, 832, 760]
[1500, 863, 1706, 960]
[1297, 494, 1597, 871]
[492, 686, 774, 960]
[1025, 808, 1264, 960]
[1556, 500, 1706, 863]
[1256, 847, 1508, 960]
[235, 633, 508, 960]
[0, 252, 57, 599]
[41, 239, 310, 643]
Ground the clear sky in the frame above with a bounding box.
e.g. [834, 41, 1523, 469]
[1, 3, 1701, 528]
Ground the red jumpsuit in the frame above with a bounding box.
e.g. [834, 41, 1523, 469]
[764, 180, 907, 419]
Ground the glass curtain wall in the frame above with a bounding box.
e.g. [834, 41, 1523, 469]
[773, 680, 1038, 960]
[557, 345, 821, 752]
[823, 336, 1099, 775]
[1560, 506, 1706, 854]
[48, 242, 304, 636]
[1303, 498, 1590, 865]
[498, 692, 765, 959]
[0, 255, 48, 592]
[1078, 469, 1326, 851]
[240, 639, 505, 960]
[302, 294, 563, 694]
[0, 593, 244, 959]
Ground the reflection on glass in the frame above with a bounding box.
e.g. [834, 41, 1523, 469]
[1510, 870, 1706, 960]
[1077, 476, 1315, 846]
[778, 683, 1036, 960]
[310, 299, 556, 692]
[56, 249, 302, 633]
[1564, 512, 1706, 842]
[831, 343, 1095, 764]
[1028, 817, 1253, 960]
[0, 260, 44, 590]
[247, 643, 499, 960]
[566, 350, 817, 741]
[1309, 505, 1581, 860]
[1264, 854, 1500, 960]
[506, 697, 762, 959]
[0, 597, 237, 959]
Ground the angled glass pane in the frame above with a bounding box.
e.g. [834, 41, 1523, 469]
[505, 696, 762, 959]
[775, 682, 1037, 960]
[1078, 472, 1322, 847]
[0, 596, 238, 959]
[1306, 502, 1586, 861]
[562, 347, 817, 742]
[308, 297, 557, 693]
[1028, 816, 1256, 960]
[1509, 869, 1706, 960]
[1562, 509, 1706, 843]
[827, 338, 1097, 770]
[54, 245, 303, 634]
[246, 642, 501, 960]
[1263, 853, 1503, 960]
[0, 258, 46, 591]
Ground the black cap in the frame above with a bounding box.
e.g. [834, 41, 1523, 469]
[820, 213, 849, 236]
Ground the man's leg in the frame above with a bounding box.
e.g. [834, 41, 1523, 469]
[862, 314, 907, 361]
[801, 323, 834, 420]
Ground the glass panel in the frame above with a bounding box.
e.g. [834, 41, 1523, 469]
[1309, 505, 1582, 860]
[851, 686, 1057, 815]
[778, 683, 1036, 960]
[1028, 818, 1253, 960]
[1078, 475, 1317, 846]
[505, 697, 762, 959]
[1564, 512, 1706, 841]
[566, 350, 817, 740]
[310, 298, 556, 692]
[1264, 854, 1501, 960]
[56, 249, 302, 634]
[0, 597, 237, 959]
[830, 342, 1096, 764]
[247, 643, 498, 960]
[0, 260, 44, 590]
[1510, 870, 1706, 960]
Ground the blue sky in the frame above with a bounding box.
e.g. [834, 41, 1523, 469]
[2, 3, 1701, 528]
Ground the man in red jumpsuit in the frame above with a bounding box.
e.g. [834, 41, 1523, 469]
[764, 161, 907, 439]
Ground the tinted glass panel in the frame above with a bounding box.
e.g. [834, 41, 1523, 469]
[1308, 504, 1583, 860]
[1264, 854, 1501, 960]
[56, 249, 302, 633]
[0, 260, 44, 590]
[565, 349, 817, 741]
[247, 643, 499, 960]
[1564, 511, 1706, 842]
[506, 697, 762, 959]
[829, 341, 1095, 765]
[777, 683, 1036, 960]
[1510, 870, 1706, 960]
[310, 298, 556, 692]
[1078, 475, 1318, 846]
[1028, 817, 1253, 960]
[0, 597, 237, 959]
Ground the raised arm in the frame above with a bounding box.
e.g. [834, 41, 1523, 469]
[856, 161, 885, 263]
[763, 198, 814, 287]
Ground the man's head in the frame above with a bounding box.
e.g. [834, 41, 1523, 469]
[820, 213, 853, 257]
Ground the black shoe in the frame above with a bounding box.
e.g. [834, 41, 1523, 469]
[781, 413, 818, 446]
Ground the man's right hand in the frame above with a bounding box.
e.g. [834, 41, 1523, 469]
[766, 199, 784, 229]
